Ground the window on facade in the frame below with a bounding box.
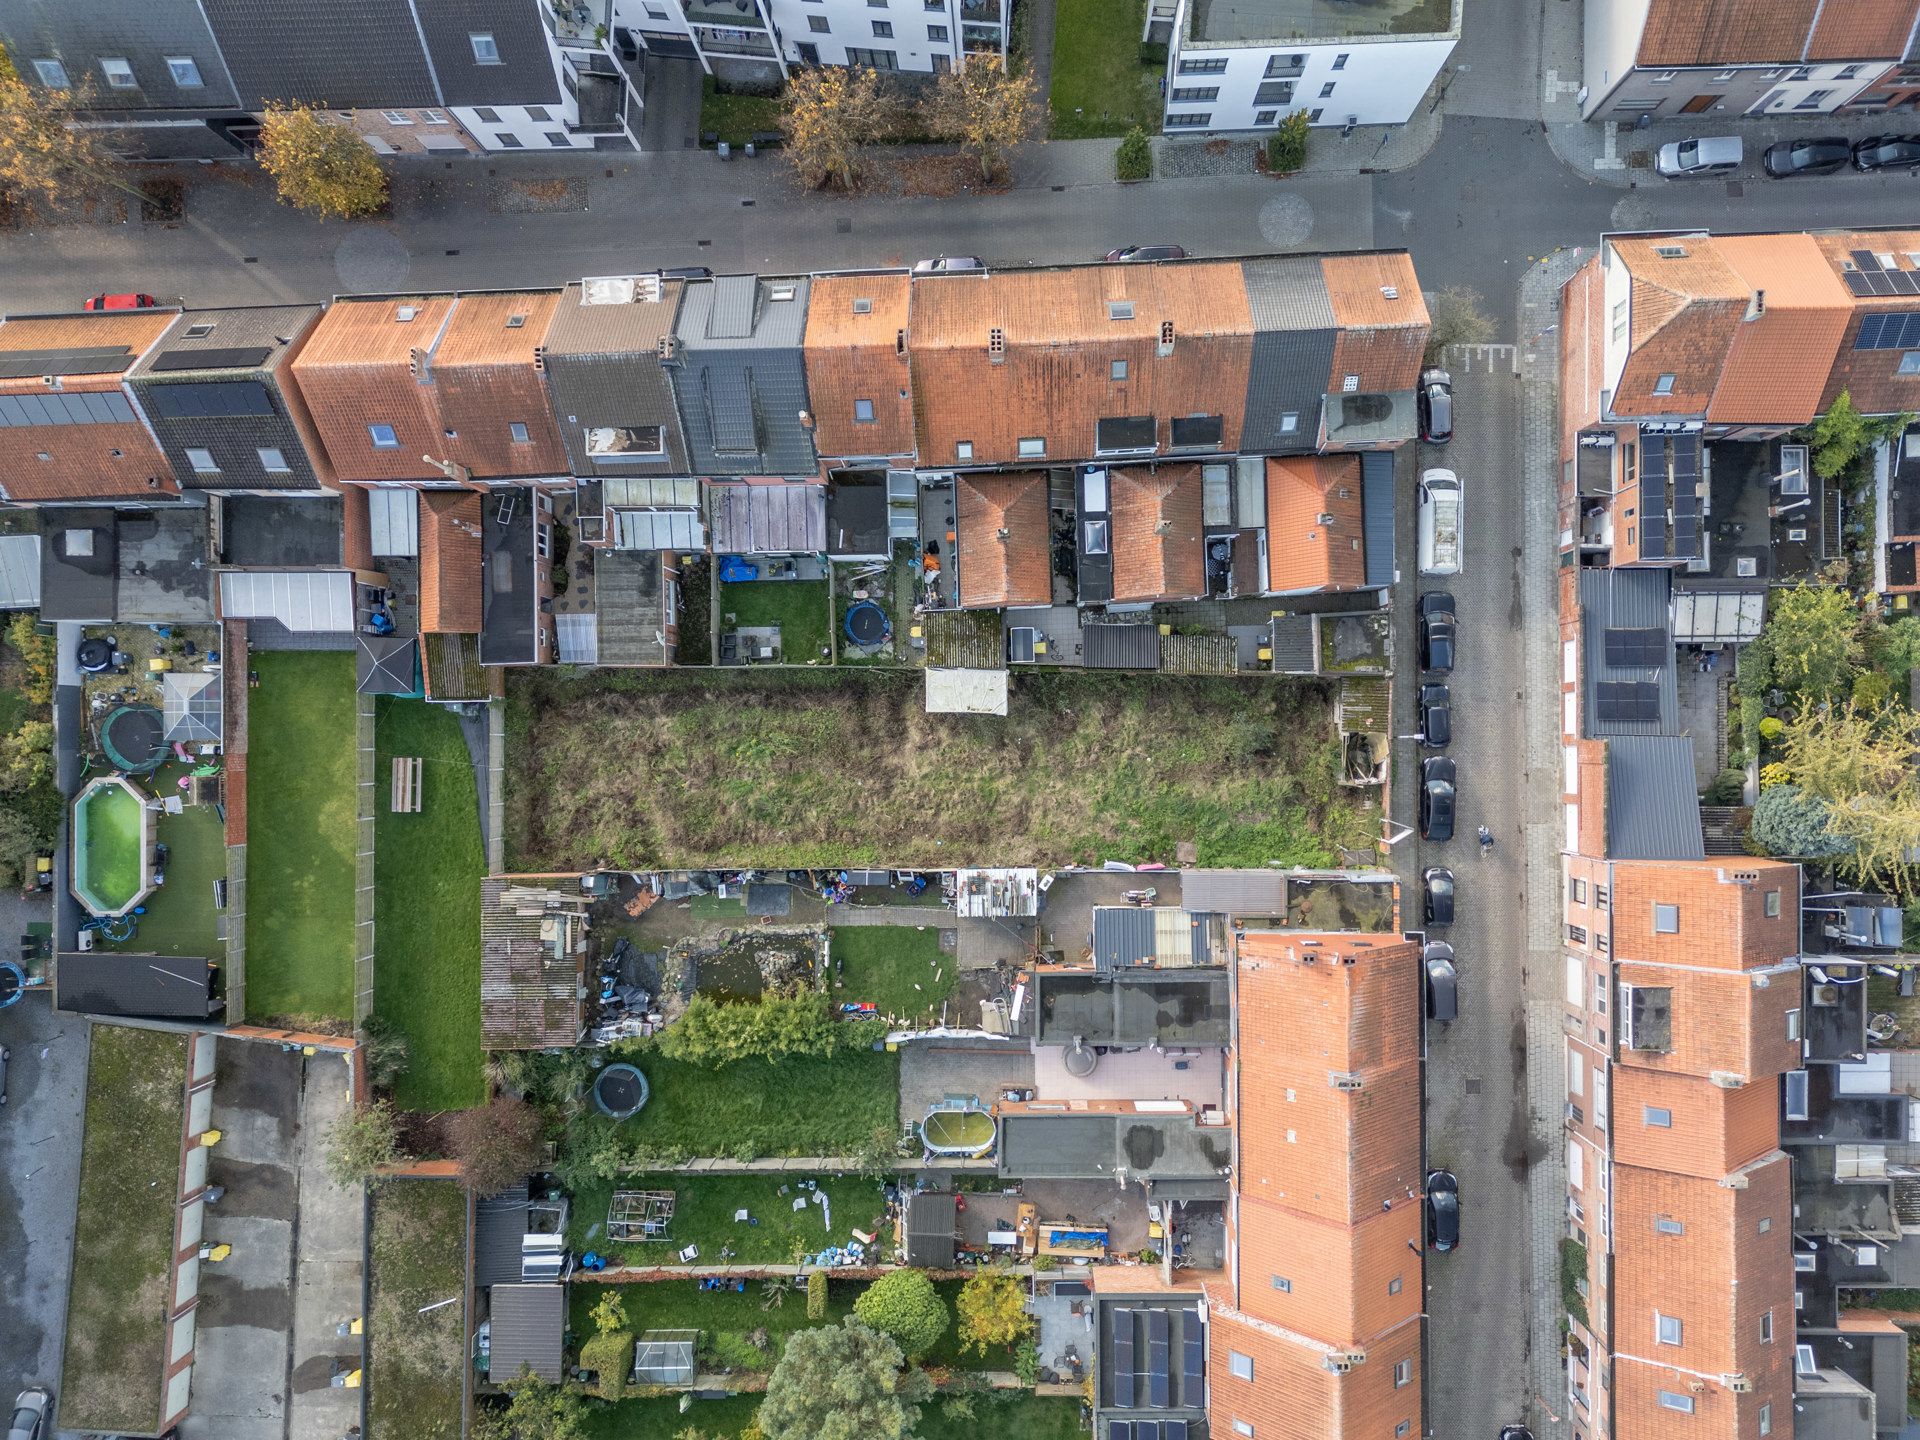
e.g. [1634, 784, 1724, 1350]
[1657, 1391, 1694, 1413]
[810, 15, 831, 30]
[1017, 437, 1047, 458]
[33, 59, 70, 88]
[1610, 299, 1628, 343]
[474, 107, 502, 123]
[497, 134, 524, 148]
[368, 424, 400, 449]
[1229, 1352, 1253, 1381]
[1110, 359, 1129, 381]
[166, 56, 203, 87]
[1594, 885, 1608, 911]
[1570, 877, 1587, 903]
[956, 441, 974, 460]
[1178, 57, 1228, 75]
[1264, 53, 1304, 77]
[1567, 924, 1588, 945]
[1170, 414, 1223, 449]
[1764, 888, 1781, 918]
[1786, 1008, 1801, 1041]
[509, 422, 531, 443]
[1255, 109, 1276, 124]
[1655, 1217, 1682, 1235]
[1309, 108, 1323, 121]
[1254, 80, 1295, 106]
[1319, 82, 1336, 97]
[928, 24, 949, 40]
[1653, 374, 1676, 395]
[1166, 112, 1211, 128]
[1394, 1359, 1411, 1387]
[1760, 1403, 1772, 1436]
[185, 448, 218, 473]
[1271, 1275, 1291, 1292]
[1332, 52, 1348, 70]
[1593, 971, 1607, 1016]
[1795, 89, 1834, 109]
[1389, 1275, 1403, 1294]
[384, 110, 414, 124]
[853, 399, 876, 423]
[421, 109, 447, 123]
[1396, 1425, 1411, 1440]
[1233, 1424, 1254, 1439]
[872, 19, 894, 35]
[1837, 64, 1861, 79]
[471, 32, 502, 63]
[100, 58, 137, 89]
[1653, 903, 1679, 933]
[1789, 66, 1814, 81]
[1644, 1106, 1672, 1128]
[1171, 87, 1219, 102]
[257, 447, 290, 473]
[1655, 1313, 1682, 1345]
[1760, 1310, 1773, 1343]
[1650, 70, 1677, 83]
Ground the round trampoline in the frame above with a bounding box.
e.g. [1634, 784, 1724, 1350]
[100, 703, 165, 775]
[843, 600, 890, 648]
[0, 961, 24, 1009]
[593, 1062, 651, 1120]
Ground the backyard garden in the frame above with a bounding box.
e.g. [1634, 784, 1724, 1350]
[567, 1172, 889, 1266]
[505, 668, 1368, 870]
[97, 758, 224, 959]
[1048, 0, 1162, 139]
[373, 697, 485, 1111]
[718, 578, 833, 667]
[830, 925, 956, 1025]
[0, 614, 57, 896]
[368, 1179, 469, 1440]
[244, 651, 358, 1024]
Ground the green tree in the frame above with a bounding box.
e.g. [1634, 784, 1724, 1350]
[447, 1095, 546, 1197]
[955, 1267, 1032, 1356]
[853, 1268, 949, 1361]
[1424, 285, 1495, 364]
[1868, 614, 1920, 684]
[0, 719, 52, 791]
[1115, 126, 1153, 182]
[760, 1319, 916, 1440]
[780, 66, 898, 191]
[324, 1099, 401, 1186]
[5, 614, 55, 704]
[1804, 390, 1909, 483]
[257, 101, 389, 220]
[1749, 784, 1853, 860]
[1265, 110, 1309, 174]
[472, 1373, 590, 1440]
[0, 808, 40, 887]
[1748, 585, 1862, 704]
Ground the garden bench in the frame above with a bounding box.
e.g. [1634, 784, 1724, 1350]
[390, 756, 422, 813]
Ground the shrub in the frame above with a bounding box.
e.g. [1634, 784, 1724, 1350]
[1115, 126, 1153, 182]
[448, 1095, 545, 1197]
[1265, 110, 1309, 174]
[1702, 768, 1746, 805]
[707, 1329, 775, 1372]
[1759, 716, 1786, 743]
[1750, 784, 1853, 860]
[647, 991, 885, 1067]
[1139, 41, 1168, 65]
[325, 1099, 401, 1185]
[5, 614, 54, 704]
[1759, 762, 1793, 791]
[853, 1268, 950, 1361]
[1014, 1340, 1040, 1386]
[1560, 1237, 1589, 1329]
[807, 1270, 828, 1321]
[580, 1328, 634, 1399]
[1854, 669, 1894, 710]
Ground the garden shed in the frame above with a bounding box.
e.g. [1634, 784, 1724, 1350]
[487, 1282, 566, 1383]
[904, 1191, 958, 1268]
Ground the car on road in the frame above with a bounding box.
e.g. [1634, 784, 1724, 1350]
[1418, 469, 1461, 576]
[1426, 1169, 1460, 1251]
[911, 255, 985, 274]
[7, 1388, 49, 1440]
[1423, 866, 1455, 926]
[1425, 949, 1458, 1023]
[1418, 367, 1453, 444]
[1106, 244, 1187, 262]
[1763, 136, 1851, 177]
[1654, 135, 1742, 178]
[0, 1042, 10, 1104]
[1420, 756, 1457, 842]
[83, 292, 159, 311]
[1418, 591, 1455, 674]
[1853, 135, 1920, 172]
[1499, 1429, 1534, 1440]
[1419, 682, 1451, 748]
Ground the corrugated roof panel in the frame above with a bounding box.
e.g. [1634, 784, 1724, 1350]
[1605, 735, 1706, 861]
[1579, 567, 1679, 736]
[555, 613, 599, 663]
[613, 510, 704, 550]
[707, 275, 759, 339]
[0, 535, 41, 608]
[1362, 450, 1395, 588]
[217, 570, 354, 631]
[602, 475, 700, 508]
[368, 488, 419, 557]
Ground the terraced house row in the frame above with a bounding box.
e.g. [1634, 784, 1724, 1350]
[1556, 229, 1920, 1440]
[0, 253, 1427, 686]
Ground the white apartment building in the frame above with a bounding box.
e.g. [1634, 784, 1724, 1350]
[1150, 0, 1459, 133]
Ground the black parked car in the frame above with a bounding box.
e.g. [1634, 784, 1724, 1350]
[1853, 135, 1920, 172]
[1419, 591, 1456, 674]
[1418, 367, 1453, 444]
[1499, 1430, 1535, 1440]
[1763, 136, 1851, 177]
[1426, 1169, 1460, 1251]
[1425, 949, 1458, 1023]
[1423, 866, 1455, 926]
[1419, 682, 1452, 748]
[1420, 756, 1457, 842]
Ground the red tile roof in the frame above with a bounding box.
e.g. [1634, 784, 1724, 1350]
[955, 471, 1052, 608]
[1109, 464, 1205, 602]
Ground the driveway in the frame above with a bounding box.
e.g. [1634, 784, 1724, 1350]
[0, 1000, 88, 1427]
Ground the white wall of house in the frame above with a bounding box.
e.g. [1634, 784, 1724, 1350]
[1601, 240, 1630, 415]
[766, 0, 1002, 71]
[1581, 0, 1651, 116]
[1160, 35, 1456, 132]
[1744, 62, 1885, 114]
[452, 102, 599, 151]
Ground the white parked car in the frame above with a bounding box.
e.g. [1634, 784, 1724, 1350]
[1418, 469, 1462, 577]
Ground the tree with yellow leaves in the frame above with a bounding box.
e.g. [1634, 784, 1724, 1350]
[0, 66, 148, 216]
[1781, 698, 1920, 897]
[780, 66, 898, 191]
[922, 55, 1040, 184]
[258, 101, 389, 220]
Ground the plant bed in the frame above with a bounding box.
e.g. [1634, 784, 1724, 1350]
[571, 1277, 860, 1373]
[678, 555, 714, 666]
[1049, 0, 1161, 138]
[701, 76, 787, 147]
[582, 1394, 766, 1439]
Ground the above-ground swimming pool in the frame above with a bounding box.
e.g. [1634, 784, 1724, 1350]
[71, 776, 154, 917]
[921, 1102, 996, 1156]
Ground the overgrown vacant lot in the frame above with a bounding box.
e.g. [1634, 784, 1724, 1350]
[506, 669, 1368, 869]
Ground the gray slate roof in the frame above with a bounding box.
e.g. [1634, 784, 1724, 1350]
[1179, 868, 1288, 918]
[672, 277, 816, 476]
[414, 0, 562, 106]
[542, 281, 691, 476]
[1241, 258, 1334, 453]
[1578, 566, 1679, 736]
[904, 1191, 957, 1268]
[132, 306, 321, 376]
[1, 0, 241, 110]
[200, 0, 437, 108]
[488, 1283, 566, 1383]
[1605, 735, 1705, 862]
[473, 1183, 531, 1290]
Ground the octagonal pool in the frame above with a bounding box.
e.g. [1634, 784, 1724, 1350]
[71, 775, 154, 917]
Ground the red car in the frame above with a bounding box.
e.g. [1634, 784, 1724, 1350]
[83, 293, 159, 311]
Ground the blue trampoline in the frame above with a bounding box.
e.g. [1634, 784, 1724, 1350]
[843, 600, 890, 648]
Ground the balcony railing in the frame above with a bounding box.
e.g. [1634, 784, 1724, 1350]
[961, 23, 1003, 49]
[695, 29, 779, 55]
[687, 0, 768, 28]
[543, 0, 611, 46]
[959, 0, 1002, 21]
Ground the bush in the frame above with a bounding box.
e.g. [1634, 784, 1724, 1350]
[5, 614, 54, 705]
[1702, 768, 1746, 805]
[580, 1329, 634, 1399]
[1139, 41, 1168, 65]
[1115, 126, 1153, 182]
[647, 991, 886, 1067]
[325, 1099, 401, 1185]
[1759, 762, 1793, 791]
[1759, 716, 1786, 743]
[1014, 1340, 1040, 1386]
[853, 1269, 950, 1361]
[1854, 669, 1894, 711]
[1560, 1237, 1589, 1329]
[1750, 784, 1853, 860]
[1265, 111, 1309, 174]
[707, 1329, 775, 1372]
[807, 1270, 827, 1321]
[448, 1096, 545, 1197]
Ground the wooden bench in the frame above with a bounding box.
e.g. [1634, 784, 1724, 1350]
[390, 756, 422, 814]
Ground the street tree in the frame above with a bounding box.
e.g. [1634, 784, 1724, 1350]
[258, 101, 389, 220]
[1424, 286, 1495, 364]
[780, 67, 898, 191]
[0, 66, 161, 217]
[922, 57, 1040, 183]
[448, 1095, 545, 1196]
[853, 1267, 950, 1360]
[955, 1266, 1032, 1356]
[760, 1319, 916, 1440]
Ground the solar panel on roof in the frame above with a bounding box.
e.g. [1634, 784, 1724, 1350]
[1149, 1310, 1168, 1345]
[1891, 270, 1920, 296]
[1110, 1424, 1133, 1440]
[1853, 249, 1886, 272]
[1870, 271, 1899, 297]
[1183, 1330, 1204, 1389]
[0, 347, 134, 379]
[1134, 1423, 1160, 1440]
[1113, 1367, 1135, 1408]
[1166, 1423, 1189, 1440]
[1857, 312, 1920, 350]
[1149, 1369, 1170, 1408]
[1671, 434, 1699, 473]
[1847, 271, 1876, 297]
[149, 346, 274, 371]
[1604, 626, 1666, 667]
[1596, 680, 1662, 723]
[143, 380, 274, 419]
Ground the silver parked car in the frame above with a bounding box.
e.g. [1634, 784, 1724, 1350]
[8, 1388, 50, 1440]
[1655, 135, 1742, 177]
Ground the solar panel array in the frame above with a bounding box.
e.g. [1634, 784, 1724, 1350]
[1595, 680, 1662, 723]
[143, 380, 275, 419]
[1149, 1310, 1170, 1408]
[149, 345, 275, 372]
[1108, 1305, 1202, 1417]
[1846, 250, 1920, 299]
[1183, 1328, 1204, 1394]
[0, 391, 136, 427]
[1108, 1423, 1190, 1440]
[1110, 1308, 1135, 1409]
[0, 346, 135, 379]
[1603, 626, 1666, 667]
[1854, 311, 1920, 350]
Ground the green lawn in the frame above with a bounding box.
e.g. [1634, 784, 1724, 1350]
[573, 1277, 859, 1375]
[244, 652, 358, 1022]
[702, 76, 786, 147]
[374, 698, 485, 1112]
[102, 761, 223, 959]
[369, 1180, 469, 1440]
[567, 1173, 889, 1264]
[829, 926, 955, 1024]
[566, 1045, 899, 1160]
[61, 1025, 188, 1436]
[581, 1395, 765, 1440]
[918, 1393, 1088, 1440]
[1049, 0, 1162, 138]
[719, 580, 833, 666]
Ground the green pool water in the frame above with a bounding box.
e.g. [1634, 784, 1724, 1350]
[922, 1107, 996, 1154]
[74, 781, 146, 915]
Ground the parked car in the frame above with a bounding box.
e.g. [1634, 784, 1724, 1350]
[1423, 866, 1455, 926]
[1654, 135, 1742, 178]
[0, 1043, 10, 1104]
[1418, 367, 1453, 444]
[1763, 136, 1851, 177]
[911, 255, 985, 274]
[1106, 244, 1188, 263]
[1420, 756, 1457, 842]
[1853, 135, 1920, 172]
[1426, 1169, 1461, 1251]
[1418, 469, 1462, 576]
[1425, 950, 1458, 1023]
[1418, 591, 1455, 674]
[83, 292, 158, 311]
[1419, 682, 1452, 748]
[1499, 1430, 1534, 1440]
[7, 1388, 49, 1440]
